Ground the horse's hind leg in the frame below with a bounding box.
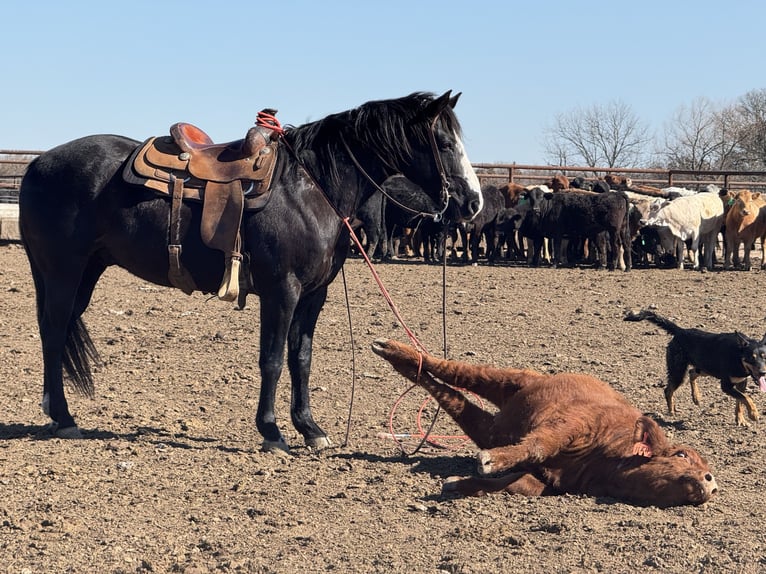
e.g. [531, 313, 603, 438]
[287, 288, 331, 449]
[32, 255, 105, 437]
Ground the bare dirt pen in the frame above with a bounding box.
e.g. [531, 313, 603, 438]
[1, 242, 764, 573]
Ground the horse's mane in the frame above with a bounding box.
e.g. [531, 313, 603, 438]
[283, 92, 462, 188]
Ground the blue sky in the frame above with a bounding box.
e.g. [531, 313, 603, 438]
[2, 1, 764, 164]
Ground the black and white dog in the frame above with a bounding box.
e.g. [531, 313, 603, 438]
[625, 309, 766, 426]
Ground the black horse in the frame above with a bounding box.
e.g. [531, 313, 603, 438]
[19, 91, 483, 451]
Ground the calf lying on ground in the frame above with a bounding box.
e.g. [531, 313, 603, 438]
[371, 339, 718, 507]
[625, 309, 766, 426]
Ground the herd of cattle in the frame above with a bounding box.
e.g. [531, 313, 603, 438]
[355, 173, 766, 272]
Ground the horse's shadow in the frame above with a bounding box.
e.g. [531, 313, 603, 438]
[0, 421, 247, 454]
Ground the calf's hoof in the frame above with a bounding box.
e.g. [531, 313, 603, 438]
[442, 476, 463, 492]
[477, 450, 494, 475]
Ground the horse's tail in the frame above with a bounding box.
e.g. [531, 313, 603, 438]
[624, 308, 683, 336]
[63, 317, 98, 398]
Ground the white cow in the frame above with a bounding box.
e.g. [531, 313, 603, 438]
[640, 191, 725, 271]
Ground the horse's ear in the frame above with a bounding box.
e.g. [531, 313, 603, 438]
[449, 92, 462, 109]
[423, 91, 452, 120]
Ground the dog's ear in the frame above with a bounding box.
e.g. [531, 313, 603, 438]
[735, 331, 752, 348]
[761, 333, 766, 345]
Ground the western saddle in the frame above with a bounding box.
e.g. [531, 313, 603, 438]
[123, 109, 282, 302]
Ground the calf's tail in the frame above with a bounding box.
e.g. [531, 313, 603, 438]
[623, 309, 683, 336]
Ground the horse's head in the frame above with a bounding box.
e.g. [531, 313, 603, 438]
[402, 91, 483, 223]
[350, 91, 483, 223]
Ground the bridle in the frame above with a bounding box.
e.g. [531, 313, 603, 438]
[339, 113, 453, 223]
[256, 107, 457, 454]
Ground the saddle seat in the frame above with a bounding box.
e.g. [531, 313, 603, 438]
[168, 120, 276, 183]
[123, 109, 282, 302]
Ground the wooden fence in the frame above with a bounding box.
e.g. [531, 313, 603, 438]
[473, 163, 766, 191]
[3, 151, 766, 203]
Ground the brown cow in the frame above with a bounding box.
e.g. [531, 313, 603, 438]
[550, 174, 569, 192]
[723, 190, 766, 270]
[604, 174, 632, 190]
[498, 182, 526, 207]
[371, 339, 718, 508]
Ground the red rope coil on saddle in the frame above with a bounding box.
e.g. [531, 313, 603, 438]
[256, 109, 285, 136]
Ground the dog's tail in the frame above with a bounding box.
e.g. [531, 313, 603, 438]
[624, 308, 684, 336]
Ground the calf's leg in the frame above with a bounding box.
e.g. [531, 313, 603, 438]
[476, 419, 578, 476]
[442, 472, 550, 497]
[372, 339, 497, 447]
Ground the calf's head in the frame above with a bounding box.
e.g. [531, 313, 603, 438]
[622, 416, 718, 507]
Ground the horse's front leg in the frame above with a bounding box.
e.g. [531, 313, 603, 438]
[256, 288, 300, 452]
[287, 287, 331, 448]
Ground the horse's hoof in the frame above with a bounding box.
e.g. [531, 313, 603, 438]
[261, 439, 291, 454]
[477, 450, 493, 475]
[305, 436, 332, 450]
[56, 425, 83, 439]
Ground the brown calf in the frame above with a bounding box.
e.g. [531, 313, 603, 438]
[723, 190, 766, 270]
[372, 339, 718, 508]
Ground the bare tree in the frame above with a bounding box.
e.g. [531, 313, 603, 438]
[734, 88, 766, 169]
[659, 97, 744, 171]
[543, 100, 651, 167]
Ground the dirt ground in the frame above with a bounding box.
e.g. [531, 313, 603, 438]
[1, 241, 765, 574]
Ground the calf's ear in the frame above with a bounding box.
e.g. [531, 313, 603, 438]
[631, 416, 666, 458]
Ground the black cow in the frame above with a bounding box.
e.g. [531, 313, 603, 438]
[352, 192, 387, 260]
[522, 188, 632, 271]
[463, 185, 506, 263]
[592, 180, 610, 194]
[570, 177, 593, 191]
[495, 205, 527, 261]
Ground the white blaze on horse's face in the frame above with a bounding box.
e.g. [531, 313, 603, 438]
[453, 130, 483, 220]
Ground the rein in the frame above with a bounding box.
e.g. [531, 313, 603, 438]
[263, 111, 459, 454]
[339, 135, 451, 223]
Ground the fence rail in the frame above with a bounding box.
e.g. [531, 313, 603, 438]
[473, 163, 766, 191]
[3, 151, 766, 203]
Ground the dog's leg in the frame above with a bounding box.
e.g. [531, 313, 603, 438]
[688, 368, 702, 406]
[734, 400, 748, 427]
[665, 340, 688, 414]
[722, 379, 759, 425]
